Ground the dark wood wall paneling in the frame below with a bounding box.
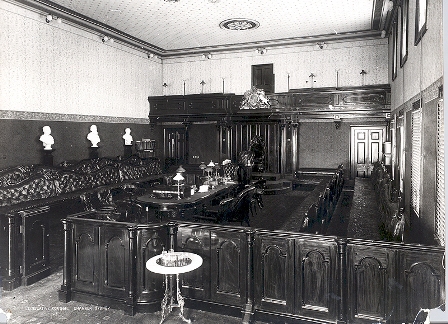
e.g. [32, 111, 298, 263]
[148, 85, 390, 174]
[0, 119, 155, 169]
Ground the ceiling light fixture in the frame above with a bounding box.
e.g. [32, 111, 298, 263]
[101, 35, 114, 43]
[316, 42, 327, 49]
[219, 18, 260, 30]
[256, 47, 267, 55]
[202, 52, 212, 59]
[45, 14, 62, 24]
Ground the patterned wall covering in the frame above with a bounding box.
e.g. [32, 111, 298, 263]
[161, 39, 388, 96]
[0, 1, 162, 120]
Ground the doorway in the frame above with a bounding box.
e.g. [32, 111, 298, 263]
[252, 64, 275, 94]
[164, 127, 187, 171]
[350, 126, 386, 178]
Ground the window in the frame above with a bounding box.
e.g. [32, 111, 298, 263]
[411, 107, 422, 217]
[435, 99, 445, 245]
[414, 0, 428, 45]
[400, 0, 409, 66]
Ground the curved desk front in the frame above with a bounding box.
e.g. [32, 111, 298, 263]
[136, 183, 238, 221]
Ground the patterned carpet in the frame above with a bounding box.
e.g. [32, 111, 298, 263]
[0, 271, 253, 324]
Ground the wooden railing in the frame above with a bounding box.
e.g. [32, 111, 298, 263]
[59, 219, 444, 323]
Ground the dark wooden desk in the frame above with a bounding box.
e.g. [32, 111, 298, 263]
[136, 183, 238, 221]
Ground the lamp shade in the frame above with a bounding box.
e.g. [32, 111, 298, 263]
[176, 165, 186, 173]
[173, 173, 185, 181]
[199, 162, 207, 170]
[207, 160, 215, 167]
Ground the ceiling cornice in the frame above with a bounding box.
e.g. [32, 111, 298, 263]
[12, 0, 385, 59]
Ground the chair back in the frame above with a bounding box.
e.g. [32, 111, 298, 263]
[225, 186, 256, 226]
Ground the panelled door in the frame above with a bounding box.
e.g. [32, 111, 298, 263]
[252, 64, 275, 94]
[351, 126, 385, 178]
[164, 127, 187, 166]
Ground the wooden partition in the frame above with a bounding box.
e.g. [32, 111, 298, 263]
[60, 218, 444, 323]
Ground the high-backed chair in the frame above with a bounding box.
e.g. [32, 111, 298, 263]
[197, 186, 257, 226]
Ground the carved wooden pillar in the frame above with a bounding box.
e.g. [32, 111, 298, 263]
[291, 122, 299, 172]
[59, 218, 72, 302]
[280, 122, 287, 175]
[182, 122, 190, 164]
[337, 238, 348, 324]
[242, 229, 255, 324]
[126, 225, 137, 315]
[5, 214, 18, 291]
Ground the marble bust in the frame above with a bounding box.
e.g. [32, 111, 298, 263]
[39, 126, 54, 150]
[87, 124, 100, 147]
[122, 128, 133, 146]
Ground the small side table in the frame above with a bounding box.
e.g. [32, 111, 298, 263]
[146, 251, 203, 324]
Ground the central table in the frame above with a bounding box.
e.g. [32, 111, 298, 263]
[146, 251, 203, 324]
[136, 182, 238, 221]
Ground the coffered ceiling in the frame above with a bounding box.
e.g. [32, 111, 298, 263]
[14, 0, 392, 57]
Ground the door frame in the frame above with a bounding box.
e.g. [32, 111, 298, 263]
[350, 125, 386, 179]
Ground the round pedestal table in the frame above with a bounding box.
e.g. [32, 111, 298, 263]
[146, 251, 203, 324]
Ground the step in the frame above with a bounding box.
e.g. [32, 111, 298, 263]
[252, 172, 281, 181]
[263, 180, 292, 195]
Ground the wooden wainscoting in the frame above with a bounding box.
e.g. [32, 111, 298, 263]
[60, 220, 445, 323]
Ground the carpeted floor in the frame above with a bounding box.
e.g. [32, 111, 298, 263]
[0, 270, 259, 324]
[249, 189, 309, 231]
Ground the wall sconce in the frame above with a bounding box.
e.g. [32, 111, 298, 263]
[162, 82, 168, 88]
[256, 47, 267, 54]
[101, 35, 114, 43]
[45, 14, 62, 24]
[200, 80, 206, 93]
[316, 42, 327, 49]
[360, 69, 367, 86]
[306, 73, 316, 87]
[334, 115, 341, 129]
[202, 53, 212, 59]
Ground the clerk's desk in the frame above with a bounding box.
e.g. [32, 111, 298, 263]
[136, 182, 238, 221]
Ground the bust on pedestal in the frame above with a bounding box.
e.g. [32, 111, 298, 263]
[122, 127, 133, 158]
[40, 126, 54, 166]
[87, 125, 100, 159]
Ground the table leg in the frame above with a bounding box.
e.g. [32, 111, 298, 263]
[159, 275, 171, 324]
[176, 274, 191, 323]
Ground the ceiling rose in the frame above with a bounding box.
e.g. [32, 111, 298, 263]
[219, 19, 260, 30]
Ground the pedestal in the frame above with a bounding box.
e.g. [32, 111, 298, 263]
[124, 145, 132, 158]
[42, 149, 54, 166]
[89, 147, 99, 159]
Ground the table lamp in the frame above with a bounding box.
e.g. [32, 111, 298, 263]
[173, 172, 184, 199]
[199, 162, 207, 175]
[214, 162, 220, 178]
[176, 165, 186, 173]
